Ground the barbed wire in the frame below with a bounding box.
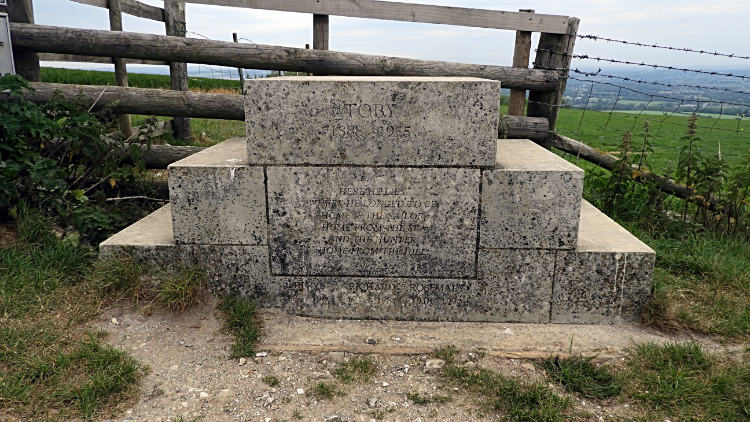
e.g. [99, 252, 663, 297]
[536, 49, 750, 80]
[576, 34, 750, 60]
[568, 68, 750, 96]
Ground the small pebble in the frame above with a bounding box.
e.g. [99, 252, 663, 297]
[296, 388, 305, 395]
[256, 352, 268, 357]
[238, 358, 246, 366]
[366, 338, 377, 345]
[382, 382, 389, 387]
[199, 392, 209, 399]
[111, 317, 120, 325]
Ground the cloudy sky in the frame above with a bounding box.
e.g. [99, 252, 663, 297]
[33, 0, 750, 74]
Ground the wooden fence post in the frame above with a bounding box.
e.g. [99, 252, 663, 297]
[107, 0, 133, 140]
[313, 14, 329, 50]
[1, 0, 39, 81]
[507, 9, 533, 116]
[526, 17, 580, 149]
[232, 32, 245, 93]
[165, 1, 190, 141]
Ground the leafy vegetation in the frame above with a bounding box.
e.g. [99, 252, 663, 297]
[0, 73, 163, 243]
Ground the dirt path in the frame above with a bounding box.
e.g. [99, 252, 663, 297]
[94, 297, 721, 422]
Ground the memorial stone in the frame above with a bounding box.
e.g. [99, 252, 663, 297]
[101, 76, 655, 324]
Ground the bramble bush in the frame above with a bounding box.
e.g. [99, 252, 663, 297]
[0, 74, 155, 243]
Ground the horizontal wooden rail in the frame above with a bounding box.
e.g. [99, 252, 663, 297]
[39, 53, 168, 66]
[10, 82, 548, 141]
[183, 0, 571, 34]
[552, 134, 690, 200]
[10, 23, 560, 91]
[71, 0, 164, 22]
[20, 82, 244, 119]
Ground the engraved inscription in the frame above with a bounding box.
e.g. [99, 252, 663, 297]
[245, 79, 501, 166]
[267, 167, 480, 277]
[280, 280, 489, 309]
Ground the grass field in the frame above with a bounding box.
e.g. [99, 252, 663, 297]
[41, 67, 242, 93]
[555, 108, 750, 171]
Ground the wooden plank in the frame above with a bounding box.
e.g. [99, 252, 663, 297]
[526, 18, 580, 149]
[11, 23, 560, 91]
[39, 52, 168, 65]
[181, 0, 570, 34]
[507, 9, 533, 116]
[71, 0, 164, 22]
[5, 0, 39, 81]
[164, 1, 191, 141]
[109, 0, 133, 139]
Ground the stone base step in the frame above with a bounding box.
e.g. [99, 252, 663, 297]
[100, 200, 654, 324]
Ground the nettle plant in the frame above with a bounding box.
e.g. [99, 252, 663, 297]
[0, 74, 151, 243]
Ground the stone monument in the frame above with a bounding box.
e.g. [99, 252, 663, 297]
[101, 76, 655, 324]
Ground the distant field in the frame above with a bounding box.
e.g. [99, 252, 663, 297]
[555, 108, 750, 171]
[41, 67, 242, 93]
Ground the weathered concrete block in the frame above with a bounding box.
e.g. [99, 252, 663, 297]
[100, 204, 186, 274]
[481, 139, 583, 249]
[100, 204, 270, 294]
[477, 249, 555, 323]
[245, 76, 501, 167]
[168, 138, 267, 245]
[550, 201, 655, 324]
[266, 166, 480, 278]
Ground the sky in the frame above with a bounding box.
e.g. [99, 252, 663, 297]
[31, 0, 750, 75]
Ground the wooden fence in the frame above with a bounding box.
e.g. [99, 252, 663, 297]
[2, 0, 580, 150]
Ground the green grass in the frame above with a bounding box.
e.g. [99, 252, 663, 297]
[537, 355, 621, 399]
[42, 67, 242, 92]
[440, 357, 573, 421]
[332, 355, 378, 384]
[153, 266, 205, 313]
[0, 211, 145, 420]
[634, 226, 750, 338]
[309, 382, 345, 399]
[262, 375, 280, 387]
[555, 108, 750, 170]
[621, 342, 750, 421]
[538, 342, 750, 421]
[216, 295, 262, 358]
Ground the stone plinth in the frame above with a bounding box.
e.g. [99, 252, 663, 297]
[102, 76, 655, 325]
[245, 77, 501, 167]
[168, 138, 266, 245]
[101, 201, 653, 324]
[481, 139, 583, 249]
